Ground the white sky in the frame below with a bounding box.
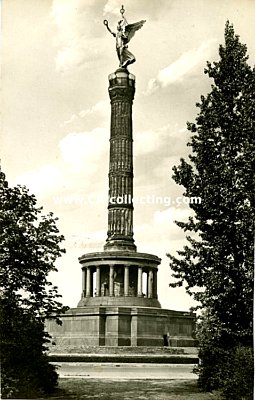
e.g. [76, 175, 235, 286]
[2, 0, 255, 311]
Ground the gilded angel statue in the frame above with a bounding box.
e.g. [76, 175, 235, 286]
[104, 6, 146, 68]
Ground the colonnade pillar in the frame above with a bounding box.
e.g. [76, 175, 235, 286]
[86, 266, 92, 297]
[109, 265, 115, 296]
[96, 266, 101, 296]
[153, 269, 158, 299]
[82, 268, 86, 297]
[148, 269, 153, 298]
[124, 265, 129, 296]
[83, 264, 158, 299]
[137, 267, 143, 297]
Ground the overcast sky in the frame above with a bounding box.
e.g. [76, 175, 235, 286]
[2, 0, 255, 310]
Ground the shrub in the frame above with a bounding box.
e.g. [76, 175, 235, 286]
[221, 346, 253, 400]
[1, 302, 58, 398]
[194, 310, 253, 399]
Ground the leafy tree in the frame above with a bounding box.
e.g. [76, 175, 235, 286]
[0, 168, 68, 398]
[1, 302, 58, 398]
[167, 22, 254, 394]
[194, 309, 253, 398]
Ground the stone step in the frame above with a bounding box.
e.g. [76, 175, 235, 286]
[49, 353, 198, 364]
[49, 345, 198, 356]
[48, 345, 199, 364]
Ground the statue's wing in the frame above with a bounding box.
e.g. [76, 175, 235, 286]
[125, 20, 146, 43]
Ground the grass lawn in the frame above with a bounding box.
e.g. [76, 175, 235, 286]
[45, 378, 221, 399]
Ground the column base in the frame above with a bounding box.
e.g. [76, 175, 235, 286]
[104, 239, 137, 252]
[78, 295, 161, 308]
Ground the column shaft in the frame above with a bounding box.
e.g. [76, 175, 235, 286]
[153, 269, 158, 299]
[104, 69, 136, 252]
[109, 265, 114, 296]
[124, 265, 129, 296]
[148, 269, 153, 298]
[86, 267, 92, 297]
[137, 267, 143, 297]
[82, 268, 86, 297]
[96, 266, 101, 296]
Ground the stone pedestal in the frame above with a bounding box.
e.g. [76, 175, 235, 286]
[47, 306, 196, 349]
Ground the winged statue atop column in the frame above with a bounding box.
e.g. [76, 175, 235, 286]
[104, 5, 146, 68]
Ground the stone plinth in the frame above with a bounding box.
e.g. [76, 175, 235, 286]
[46, 306, 196, 349]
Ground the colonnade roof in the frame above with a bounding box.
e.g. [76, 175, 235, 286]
[79, 251, 161, 267]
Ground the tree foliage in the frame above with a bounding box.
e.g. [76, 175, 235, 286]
[1, 302, 58, 398]
[168, 22, 254, 347]
[0, 168, 68, 398]
[194, 308, 253, 395]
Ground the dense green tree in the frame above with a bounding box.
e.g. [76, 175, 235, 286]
[0, 168, 68, 398]
[167, 22, 254, 394]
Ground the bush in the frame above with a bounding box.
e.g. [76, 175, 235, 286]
[194, 310, 229, 391]
[196, 344, 229, 391]
[221, 346, 253, 400]
[1, 302, 58, 398]
[194, 310, 253, 399]
[1, 355, 58, 399]
[196, 345, 253, 399]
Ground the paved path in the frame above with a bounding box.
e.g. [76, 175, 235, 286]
[53, 362, 197, 380]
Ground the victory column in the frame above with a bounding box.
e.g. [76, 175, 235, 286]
[47, 6, 195, 348]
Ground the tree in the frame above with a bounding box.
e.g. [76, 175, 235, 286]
[0, 168, 68, 398]
[167, 22, 254, 394]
